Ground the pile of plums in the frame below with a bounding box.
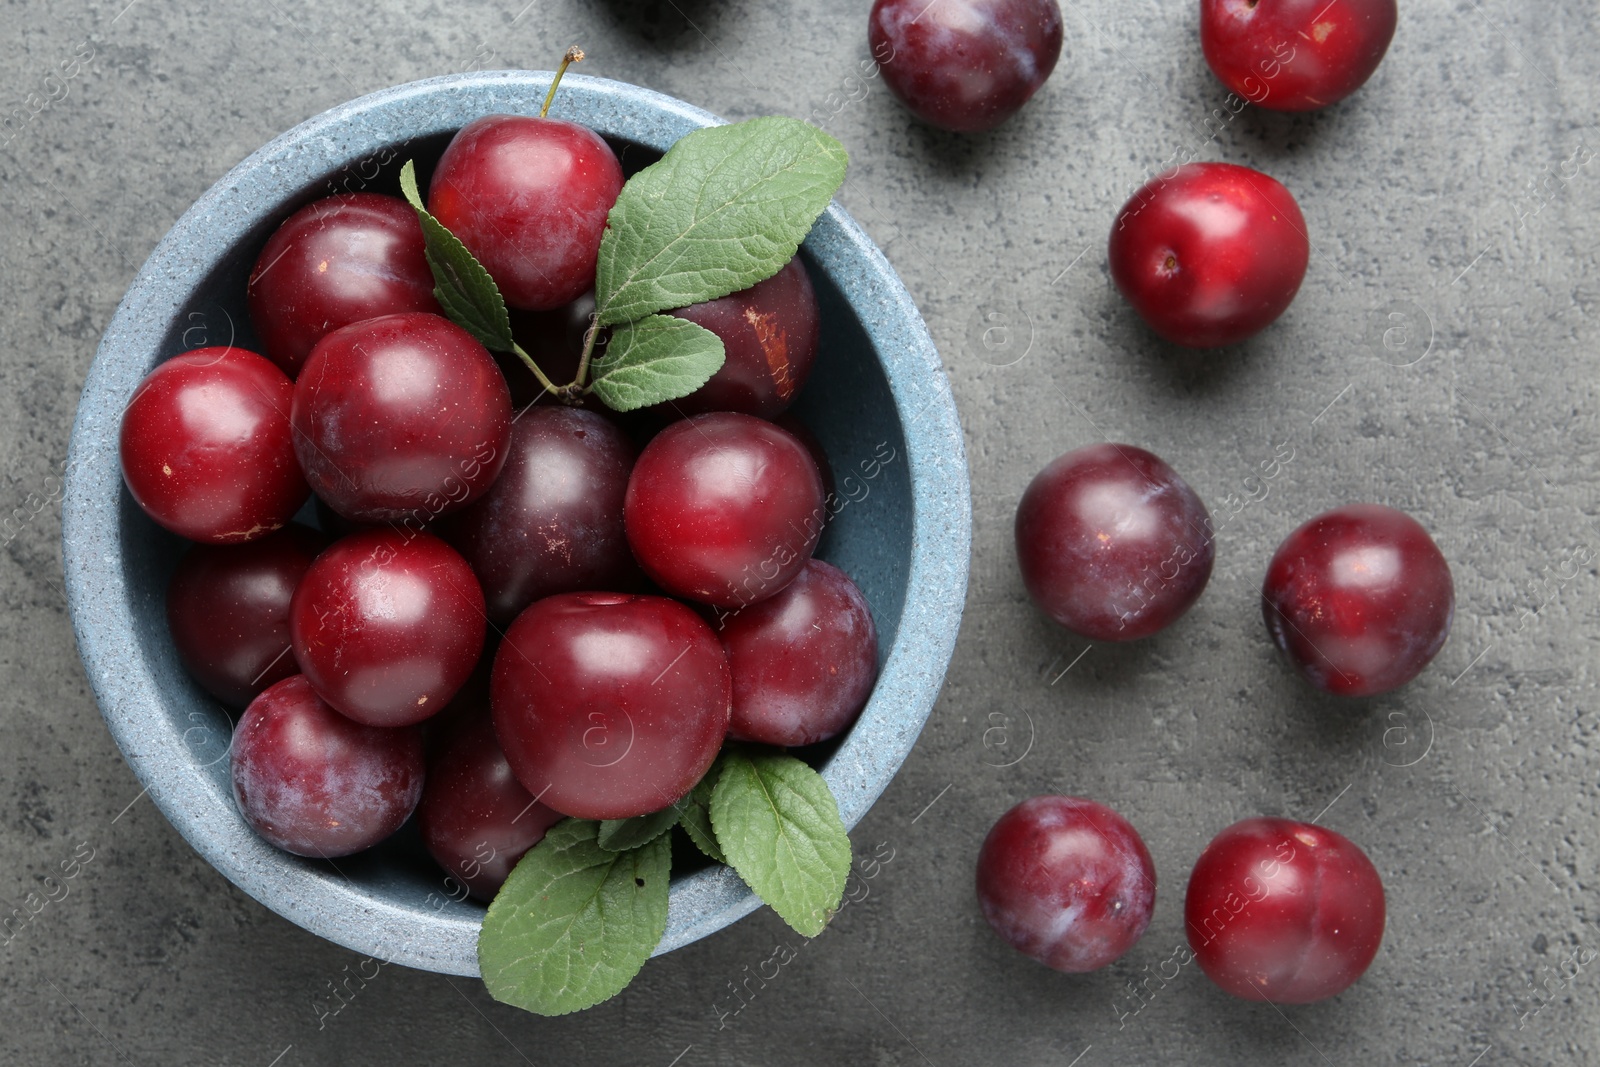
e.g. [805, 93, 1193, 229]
[120, 113, 879, 901]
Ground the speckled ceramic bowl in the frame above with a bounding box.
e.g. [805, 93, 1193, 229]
[61, 71, 969, 976]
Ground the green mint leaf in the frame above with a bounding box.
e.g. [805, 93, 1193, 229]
[589, 314, 724, 412]
[477, 818, 670, 1016]
[676, 762, 725, 864]
[710, 748, 850, 937]
[398, 159, 514, 351]
[597, 806, 680, 852]
[594, 117, 848, 326]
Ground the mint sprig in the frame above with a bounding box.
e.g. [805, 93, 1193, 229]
[676, 761, 725, 863]
[588, 315, 725, 412]
[593, 117, 849, 326]
[596, 805, 681, 852]
[710, 747, 852, 938]
[398, 115, 847, 411]
[478, 819, 670, 1017]
[479, 748, 853, 1014]
[398, 160, 515, 352]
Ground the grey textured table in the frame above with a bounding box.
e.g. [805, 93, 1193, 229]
[4, 0, 1597, 1063]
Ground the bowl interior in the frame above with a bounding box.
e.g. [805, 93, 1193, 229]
[65, 72, 969, 976]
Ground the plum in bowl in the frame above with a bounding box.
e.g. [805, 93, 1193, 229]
[61, 71, 970, 976]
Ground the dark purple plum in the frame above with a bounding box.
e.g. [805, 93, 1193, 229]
[1262, 504, 1453, 696]
[1015, 443, 1214, 641]
[977, 795, 1156, 972]
[442, 406, 642, 625]
[231, 675, 425, 858]
[869, 0, 1064, 133]
[166, 524, 327, 707]
[418, 712, 564, 901]
[720, 560, 878, 747]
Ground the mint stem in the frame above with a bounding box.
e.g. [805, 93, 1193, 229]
[540, 46, 585, 118]
[573, 314, 602, 389]
[510, 341, 562, 397]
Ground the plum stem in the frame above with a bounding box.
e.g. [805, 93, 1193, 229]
[573, 313, 603, 390]
[540, 46, 585, 118]
[510, 340, 562, 397]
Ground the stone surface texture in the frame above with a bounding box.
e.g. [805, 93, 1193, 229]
[2, 0, 1597, 1063]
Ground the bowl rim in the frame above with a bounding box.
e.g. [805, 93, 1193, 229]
[62, 69, 971, 976]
